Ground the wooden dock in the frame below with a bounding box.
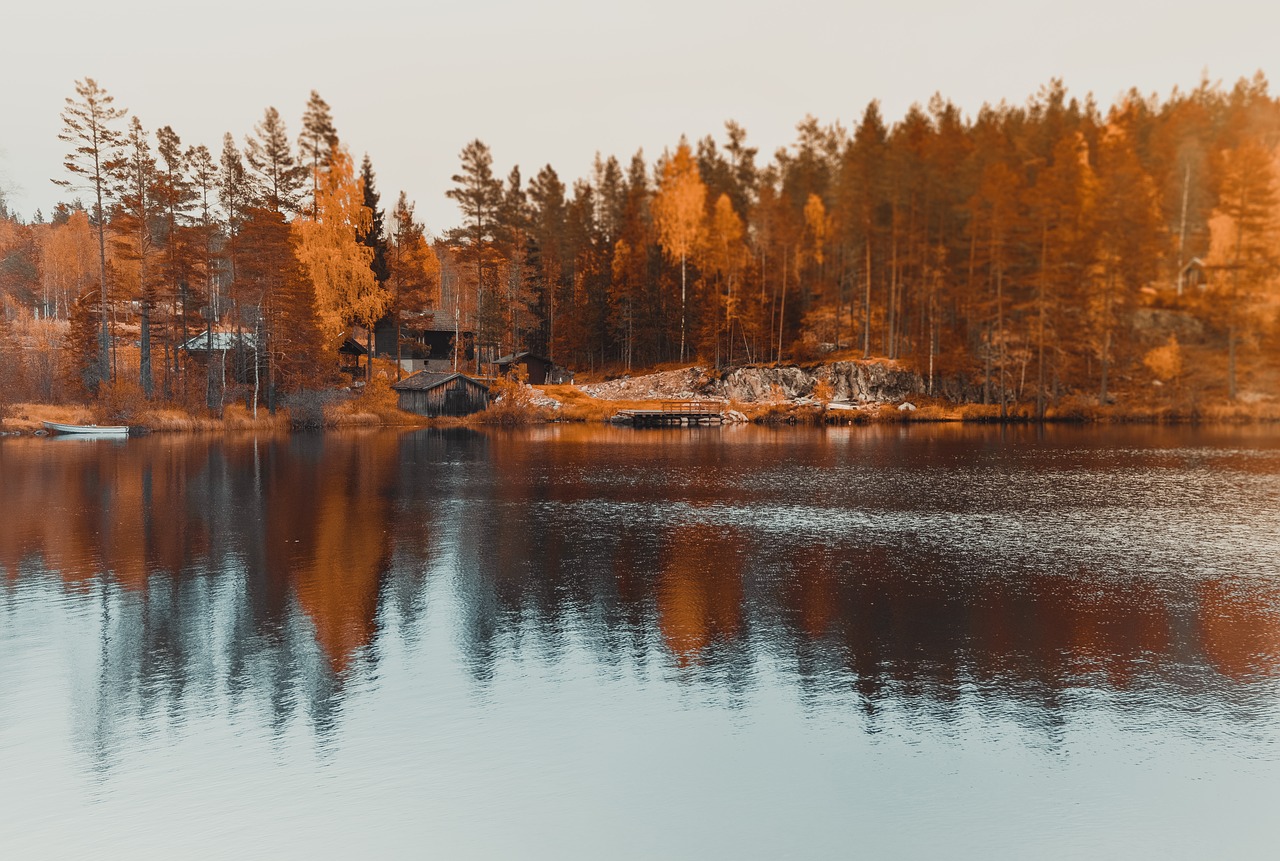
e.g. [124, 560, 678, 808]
[615, 400, 725, 427]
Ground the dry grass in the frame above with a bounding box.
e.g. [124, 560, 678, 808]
[475, 378, 552, 425]
[542, 385, 657, 422]
[325, 376, 424, 428]
[220, 403, 289, 431]
[2, 402, 95, 432]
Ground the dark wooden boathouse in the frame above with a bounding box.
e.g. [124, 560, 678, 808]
[493, 351, 572, 385]
[391, 371, 490, 417]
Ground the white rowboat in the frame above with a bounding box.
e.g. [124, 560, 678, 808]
[42, 421, 129, 436]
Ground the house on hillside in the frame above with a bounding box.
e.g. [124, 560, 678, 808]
[373, 315, 475, 374]
[178, 328, 260, 383]
[391, 371, 490, 417]
[493, 351, 572, 385]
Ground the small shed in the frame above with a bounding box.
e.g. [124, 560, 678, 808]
[338, 336, 367, 378]
[493, 351, 572, 385]
[391, 371, 490, 417]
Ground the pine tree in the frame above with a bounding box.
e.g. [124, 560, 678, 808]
[1213, 141, 1276, 399]
[246, 107, 304, 214]
[527, 164, 567, 356]
[387, 192, 440, 379]
[54, 78, 127, 389]
[113, 117, 159, 396]
[445, 140, 505, 368]
[186, 143, 221, 409]
[155, 125, 197, 397]
[299, 90, 339, 218]
[240, 207, 325, 407]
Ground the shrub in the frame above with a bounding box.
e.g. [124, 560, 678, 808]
[479, 377, 545, 425]
[92, 376, 147, 424]
[284, 388, 342, 429]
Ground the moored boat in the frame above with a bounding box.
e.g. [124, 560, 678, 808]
[41, 421, 130, 436]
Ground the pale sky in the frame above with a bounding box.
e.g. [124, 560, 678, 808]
[3, 0, 1278, 232]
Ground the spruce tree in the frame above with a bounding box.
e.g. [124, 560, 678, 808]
[357, 154, 389, 378]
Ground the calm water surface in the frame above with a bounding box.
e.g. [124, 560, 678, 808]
[1, 425, 1278, 859]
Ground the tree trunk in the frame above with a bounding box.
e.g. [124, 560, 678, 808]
[140, 303, 152, 397]
[863, 235, 872, 358]
[679, 252, 687, 363]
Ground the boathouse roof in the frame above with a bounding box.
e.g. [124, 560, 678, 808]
[391, 371, 489, 392]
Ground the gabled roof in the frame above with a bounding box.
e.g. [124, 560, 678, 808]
[494, 350, 553, 366]
[179, 329, 258, 352]
[391, 371, 490, 392]
[338, 336, 367, 356]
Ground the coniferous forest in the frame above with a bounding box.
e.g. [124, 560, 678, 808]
[1, 74, 1279, 420]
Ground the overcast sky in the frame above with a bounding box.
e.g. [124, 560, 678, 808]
[3, 0, 1278, 231]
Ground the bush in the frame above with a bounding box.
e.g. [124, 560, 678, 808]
[479, 377, 545, 425]
[284, 388, 342, 429]
[92, 376, 147, 424]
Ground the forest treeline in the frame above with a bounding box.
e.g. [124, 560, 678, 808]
[1, 73, 1278, 418]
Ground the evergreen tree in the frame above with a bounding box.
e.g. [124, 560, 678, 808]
[113, 116, 159, 396]
[387, 192, 440, 379]
[357, 154, 390, 378]
[299, 90, 339, 218]
[246, 107, 304, 214]
[445, 140, 505, 368]
[54, 78, 127, 389]
[155, 125, 198, 397]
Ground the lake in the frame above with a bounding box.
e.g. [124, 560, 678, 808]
[1, 424, 1278, 859]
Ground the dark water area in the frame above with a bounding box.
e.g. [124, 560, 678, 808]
[1, 425, 1278, 858]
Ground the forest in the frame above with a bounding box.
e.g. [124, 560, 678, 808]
[1, 73, 1278, 421]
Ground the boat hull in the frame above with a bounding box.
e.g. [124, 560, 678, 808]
[42, 421, 129, 436]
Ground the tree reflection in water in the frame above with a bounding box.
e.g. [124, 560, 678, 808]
[1, 425, 1278, 766]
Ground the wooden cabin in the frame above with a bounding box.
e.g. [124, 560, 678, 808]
[493, 351, 572, 385]
[391, 371, 490, 417]
[373, 314, 475, 374]
[178, 328, 261, 384]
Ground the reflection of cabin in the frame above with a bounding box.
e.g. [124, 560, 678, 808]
[493, 351, 572, 385]
[373, 315, 475, 374]
[391, 371, 490, 417]
[178, 328, 260, 383]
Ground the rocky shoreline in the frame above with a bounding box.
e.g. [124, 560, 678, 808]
[580, 361, 931, 406]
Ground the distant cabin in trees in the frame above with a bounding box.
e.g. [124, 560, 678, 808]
[391, 371, 489, 417]
[373, 314, 475, 374]
[1178, 257, 1208, 293]
[337, 335, 367, 378]
[493, 351, 573, 385]
[178, 329, 262, 384]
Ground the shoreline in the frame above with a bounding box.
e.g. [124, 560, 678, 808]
[3, 397, 1277, 437]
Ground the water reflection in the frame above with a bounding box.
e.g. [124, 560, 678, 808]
[1, 425, 1279, 764]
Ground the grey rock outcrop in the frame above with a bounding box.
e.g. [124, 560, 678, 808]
[709, 362, 925, 403]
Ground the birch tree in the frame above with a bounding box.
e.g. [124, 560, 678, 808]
[653, 139, 705, 362]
